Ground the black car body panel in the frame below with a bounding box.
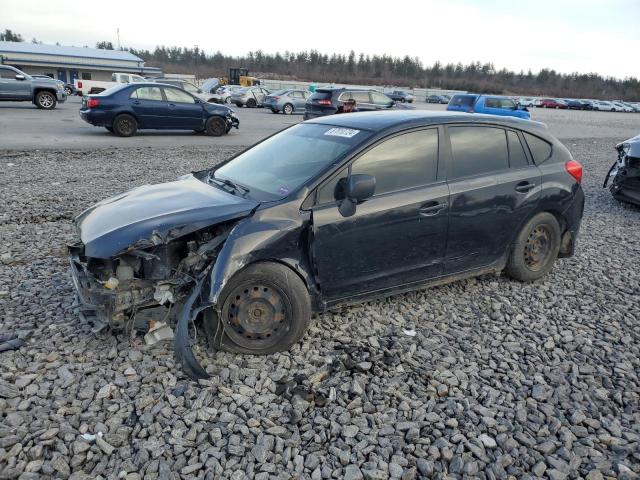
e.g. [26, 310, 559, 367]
[76, 174, 259, 259]
[68, 110, 584, 378]
[604, 134, 640, 206]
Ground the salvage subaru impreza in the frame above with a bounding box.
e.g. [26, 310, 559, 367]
[69, 111, 584, 379]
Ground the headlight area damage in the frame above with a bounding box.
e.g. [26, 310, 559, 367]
[604, 134, 640, 207]
[69, 223, 231, 378]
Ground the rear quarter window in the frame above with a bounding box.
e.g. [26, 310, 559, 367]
[449, 95, 477, 107]
[523, 133, 552, 164]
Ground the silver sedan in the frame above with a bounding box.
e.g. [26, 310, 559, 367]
[263, 89, 310, 114]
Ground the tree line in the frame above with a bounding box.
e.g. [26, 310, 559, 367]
[1, 29, 638, 100]
[126, 45, 640, 101]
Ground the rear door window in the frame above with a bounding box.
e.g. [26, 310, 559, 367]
[448, 126, 508, 179]
[131, 87, 164, 101]
[523, 133, 552, 164]
[507, 131, 529, 168]
[371, 91, 391, 105]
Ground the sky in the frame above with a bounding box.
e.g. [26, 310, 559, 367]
[1, 0, 639, 79]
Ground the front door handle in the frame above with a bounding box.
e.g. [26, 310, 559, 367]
[132, 100, 141, 105]
[419, 202, 447, 216]
[515, 181, 535, 193]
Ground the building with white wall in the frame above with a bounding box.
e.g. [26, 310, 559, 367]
[0, 41, 161, 83]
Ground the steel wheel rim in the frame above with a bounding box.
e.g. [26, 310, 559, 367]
[284, 105, 293, 114]
[223, 281, 292, 350]
[40, 94, 54, 107]
[119, 118, 134, 135]
[524, 225, 552, 271]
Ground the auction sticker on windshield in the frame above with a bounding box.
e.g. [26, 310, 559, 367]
[324, 128, 360, 138]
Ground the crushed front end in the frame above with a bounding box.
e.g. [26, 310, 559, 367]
[604, 135, 640, 206]
[68, 226, 229, 331]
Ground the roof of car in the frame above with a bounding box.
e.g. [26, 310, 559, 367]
[307, 110, 548, 133]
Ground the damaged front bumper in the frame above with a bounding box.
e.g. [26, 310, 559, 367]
[68, 243, 182, 330]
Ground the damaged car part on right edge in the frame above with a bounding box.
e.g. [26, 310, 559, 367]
[69, 111, 585, 380]
[604, 134, 640, 206]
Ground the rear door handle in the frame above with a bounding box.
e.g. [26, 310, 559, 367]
[419, 202, 447, 216]
[515, 182, 535, 193]
[168, 103, 176, 107]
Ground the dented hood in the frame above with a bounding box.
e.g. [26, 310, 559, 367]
[75, 174, 258, 258]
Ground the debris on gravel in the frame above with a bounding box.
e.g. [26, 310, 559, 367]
[0, 141, 638, 479]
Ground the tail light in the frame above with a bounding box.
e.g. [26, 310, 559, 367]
[272, 96, 280, 100]
[565, 160, 583, 183]
[316, 99, 332, 106]
[77, 81, 82, 88]
[87, 98, 100, 108]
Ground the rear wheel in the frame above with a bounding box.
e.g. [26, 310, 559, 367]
[203, 262, 311, 354]
[235, 102, 243, 108]
[225, 96, 232, 104]
[282, 103, 294, 115]
[205, 116, 226, 136]
[64, 86, 73, 96]
[246, 98, 257, 108]
[35, 91, 57, 110]
[505, 212, 561, 282]
[112, 114, 137, 137]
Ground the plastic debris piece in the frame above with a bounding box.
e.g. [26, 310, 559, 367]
[144, 321, 174, 345]
[0, 333, 25, 353]
[403, 329, 417, 337]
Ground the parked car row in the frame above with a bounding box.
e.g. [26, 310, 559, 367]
[447, 94, 531, 120]
[524, 97, 640, 112]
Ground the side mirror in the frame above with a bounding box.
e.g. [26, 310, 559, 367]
[337, 174, 376, 217]
[15, 74, 25, 81]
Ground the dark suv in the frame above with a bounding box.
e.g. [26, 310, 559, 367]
[69, 110, 584, 379]
[304, 88, 394, 119]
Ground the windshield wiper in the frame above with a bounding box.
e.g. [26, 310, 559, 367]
[207, 172, 250, 196]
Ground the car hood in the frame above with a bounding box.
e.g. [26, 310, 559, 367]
[75, 174, 259, 258]
[616, 134, 640, 156]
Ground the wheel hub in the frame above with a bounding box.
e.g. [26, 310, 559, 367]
[524, 225, 551, 271]
[224, 282, 290, 349]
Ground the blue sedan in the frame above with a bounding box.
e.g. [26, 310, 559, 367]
[79, 82, 239, 137]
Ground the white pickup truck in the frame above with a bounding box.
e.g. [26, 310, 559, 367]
[74, 72, 146, 96]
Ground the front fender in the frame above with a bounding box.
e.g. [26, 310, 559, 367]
[206, 205, 316, 310]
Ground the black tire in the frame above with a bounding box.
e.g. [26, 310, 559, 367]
[112, 114, 137, 137]
[271, 108, 278, 114]
[105, 126, 114, 133]
[35, 91, 57, 110]
[505, 212, 561, 282]
[235, 102, 243, 108]
[225, 96, 232, 104]
[205, 116, 226, 136]
[64, 86, 73, 96]
[203, 262, 311, 355]
[282, 103, 294, 115]
[401, 98, 406, 103]
[246, 98, 257, 108]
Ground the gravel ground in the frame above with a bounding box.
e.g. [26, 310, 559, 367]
[0, 140, 639, 480]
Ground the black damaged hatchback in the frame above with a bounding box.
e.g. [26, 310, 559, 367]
[69, 111, 584, 379]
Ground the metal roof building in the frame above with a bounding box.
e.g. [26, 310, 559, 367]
[0, 41, 161, 83]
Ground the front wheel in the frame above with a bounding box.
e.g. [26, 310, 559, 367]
[35, 91, 57, 110]
[246, 98, 257, 108]
[112, 114, 137, 137]
[205, 116, 226, 136]
[225, 97, 232, 104]
[505, 212, 561, 282]
[203, 262, 311, 355]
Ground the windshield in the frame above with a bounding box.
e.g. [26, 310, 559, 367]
[214, 123, 370, 200]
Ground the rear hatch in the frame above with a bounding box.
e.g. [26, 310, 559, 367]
[306, 89, 338, 116]
[447, 94, 478, 112]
